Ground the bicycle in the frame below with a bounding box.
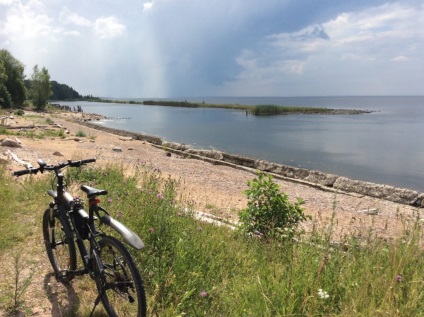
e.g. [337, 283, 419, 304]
[13, 158, 147, 317]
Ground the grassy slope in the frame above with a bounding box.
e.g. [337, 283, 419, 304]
[0, 164, 423, 316]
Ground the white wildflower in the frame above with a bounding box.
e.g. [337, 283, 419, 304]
[318, 288, 330, 299]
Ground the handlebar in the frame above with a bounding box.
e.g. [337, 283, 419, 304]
[12, 158, 96, 177]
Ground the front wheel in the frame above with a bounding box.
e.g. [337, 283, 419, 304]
[42, 208, 77, 282]
[96, 235, 147, 317]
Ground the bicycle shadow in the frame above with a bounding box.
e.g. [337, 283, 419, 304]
[43, 273, 80, 316]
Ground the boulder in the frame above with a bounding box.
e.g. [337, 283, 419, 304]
[305, 170, 338, 186]
[186, 149, 223, 160]
[333, 177, 418, 204]
[163, 141, 191, 151]
[1, 138, 22, 148]
[279, 165, 309, 180]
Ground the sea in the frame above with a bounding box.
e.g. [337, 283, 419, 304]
[56, 96, 424, 192]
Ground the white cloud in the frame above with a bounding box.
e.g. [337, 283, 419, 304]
[391, 55, 409, 62]
[0, 0, 56, 41]
[0, 0, 16, 5]
[143, 1, 153, 12]
[94, 16, 126, 39]
[222, 2, 424, 96]
[60, 8, 92, 27]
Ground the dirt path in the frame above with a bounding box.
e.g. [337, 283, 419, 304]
[1, 111, 422, 316]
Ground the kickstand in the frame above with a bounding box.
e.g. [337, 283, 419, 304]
[89, 287, 106, 317]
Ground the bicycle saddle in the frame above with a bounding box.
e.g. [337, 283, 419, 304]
[80, 185, 108, 198]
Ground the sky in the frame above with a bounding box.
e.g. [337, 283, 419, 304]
[0, 0, 423, 98]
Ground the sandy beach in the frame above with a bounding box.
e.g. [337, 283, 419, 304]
[3, 110, 421, 241]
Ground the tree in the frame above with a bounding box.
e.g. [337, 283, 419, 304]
[50, 81, 82, 100]
[0, 49, 26, 108]
[30, 65, 51, 110]
[0, 60, 12, 108]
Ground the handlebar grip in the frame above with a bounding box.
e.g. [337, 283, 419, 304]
[68, 158, 96, 167]
[81, 158, 96, 164]
[13, 168, 38, 176]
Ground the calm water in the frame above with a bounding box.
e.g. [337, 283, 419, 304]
[57, 96, 424, 192]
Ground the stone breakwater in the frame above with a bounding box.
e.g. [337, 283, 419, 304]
[78, 119, 422, 206]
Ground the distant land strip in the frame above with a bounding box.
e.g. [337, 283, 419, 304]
[74, 97, 374, 116]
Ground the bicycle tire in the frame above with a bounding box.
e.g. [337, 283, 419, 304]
[96, 235, 147, 317]
[42, 208, 77, 282]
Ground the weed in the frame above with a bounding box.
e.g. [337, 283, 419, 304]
[4, 252, 35, 314]
[76, 130, 86, 137]
[1, 165, 423, 316]
[45, 117, 54, 125]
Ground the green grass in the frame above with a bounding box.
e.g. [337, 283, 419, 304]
[0, 164, 423, 316]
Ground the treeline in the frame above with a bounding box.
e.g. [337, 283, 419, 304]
[51, 81, 82, 100]
[1, 49, 83, 110]
[24, 80, 82, 101]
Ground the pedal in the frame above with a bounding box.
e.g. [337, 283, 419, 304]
[55, 270, 69, 281]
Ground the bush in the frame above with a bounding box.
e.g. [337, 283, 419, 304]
[239, 171, 310, 239]
[75, 130, 86, 137]
[13, 109, 24, 116]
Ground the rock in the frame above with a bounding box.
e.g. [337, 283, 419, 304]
[128, 147, 135, 150]
[52, 151, 64, 156]
[1, 138, 22, 148]
[0, 158, 8, 164]
[333, 177, 418, 204]
[112, 147, 122, 152]
[119, 136, 133, 141]
[163, 141, 191, 151]
[186, 149, 223, 160]
[305, 170, 338, 186]
[278, 164, 309, 180]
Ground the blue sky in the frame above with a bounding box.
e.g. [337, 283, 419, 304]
[1, 0, 423, 97]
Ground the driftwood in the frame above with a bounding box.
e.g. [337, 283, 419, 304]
[7, 150, 33, 169]
[2, 124, 35, 129]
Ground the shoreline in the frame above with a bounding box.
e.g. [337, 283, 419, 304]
[2, 110, 422, 242]
[72, 114, 422, 206]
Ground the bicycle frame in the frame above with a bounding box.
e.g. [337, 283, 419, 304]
[14, 158, 147, 316]
[50, 173, 144, 278]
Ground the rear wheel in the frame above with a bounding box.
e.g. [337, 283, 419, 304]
[96, 236, 146, 317]
[42, 208, 77, 282]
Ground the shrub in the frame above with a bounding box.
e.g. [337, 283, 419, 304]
[13, 109, 24, 116]
[45, 117, 54, 124]
[75, 130, 86, 137]
[239, 171, 310, 239]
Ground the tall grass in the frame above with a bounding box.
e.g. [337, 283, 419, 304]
[1, 164, 423, 316]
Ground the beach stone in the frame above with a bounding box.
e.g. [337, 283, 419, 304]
[52, 151, 64, 156]
[112, 147, 122, 152]
[0, 158, 8, 164]
[1, 138, 22, 148]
